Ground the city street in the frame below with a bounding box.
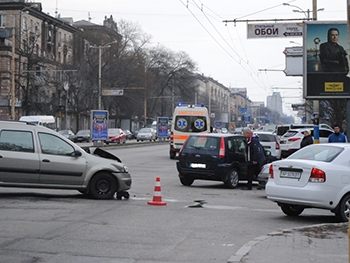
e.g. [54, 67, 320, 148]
[0, 142, 338, 263]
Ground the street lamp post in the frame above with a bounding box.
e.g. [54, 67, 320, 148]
[90, 40, 117, 110]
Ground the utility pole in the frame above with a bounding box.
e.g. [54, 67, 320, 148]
[11, 28, 15, 120]
[312, 0, 320, 143]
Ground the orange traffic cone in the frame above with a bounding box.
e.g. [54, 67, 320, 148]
[147, 177, 167, 206]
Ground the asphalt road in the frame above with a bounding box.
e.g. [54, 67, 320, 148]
[0, 142, 339, 263]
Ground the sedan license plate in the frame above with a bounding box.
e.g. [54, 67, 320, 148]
[280, 170, 301, 179]
[190, 163, 206, 168]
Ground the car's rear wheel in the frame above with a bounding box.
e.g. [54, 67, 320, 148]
[89, 172, 117, 199]
[180, 176, 194, 186]
[280, 204, 304, 217]
[225, 168, 239, 189]
[335, 194, 350, 222]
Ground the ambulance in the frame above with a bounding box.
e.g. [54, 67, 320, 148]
[169, 104, 210, 159]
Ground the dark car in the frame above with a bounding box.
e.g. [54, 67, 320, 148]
[176, 133, 248, 188]
[72, 129, 90, 143]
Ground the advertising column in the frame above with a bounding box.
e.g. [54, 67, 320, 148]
[91, 110, 109, 146]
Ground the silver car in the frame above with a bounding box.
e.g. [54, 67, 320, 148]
[136, 127, 157, 142]
[0, 120, 132, 199]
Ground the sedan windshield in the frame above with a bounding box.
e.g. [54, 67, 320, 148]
[288, 145, 343, 162]
[139, 128, 152, 133]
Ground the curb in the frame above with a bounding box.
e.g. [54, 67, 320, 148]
[227, 223, 347, 263]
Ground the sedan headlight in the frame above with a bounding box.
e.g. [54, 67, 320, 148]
[122, 165, 129, 173]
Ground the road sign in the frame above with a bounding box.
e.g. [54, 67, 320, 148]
[102, 89, 124, 96]
[247, 23, 303, 39]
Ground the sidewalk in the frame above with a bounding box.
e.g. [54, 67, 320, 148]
[228, 223, 348, 263]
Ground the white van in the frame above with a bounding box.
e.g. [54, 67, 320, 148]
[169, 104, 210, 159]
[19, 115, 56, 130]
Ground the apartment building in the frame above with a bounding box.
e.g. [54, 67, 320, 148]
[0, 0, 77, 121]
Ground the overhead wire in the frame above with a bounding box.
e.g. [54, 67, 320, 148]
[180, 0, 280, 94]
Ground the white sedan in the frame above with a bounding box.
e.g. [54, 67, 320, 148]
[266, 143, 350, 222]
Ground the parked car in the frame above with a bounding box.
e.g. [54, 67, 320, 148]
[257, 163, 270, 189]
[0, 120, 131, 199]
[266, 143, 350, 222]
[279, 127, 333, 158]
[58, 129, 75, 141]
[132, 129, 140, 139]
[123, 130, 133, 140]
[176, 133, 249, 188]
[276, 123, 333, 140]
[136, 128, 157, 142]
[106, 128, 126, 144]
[254, 131, 281, 159]
[72, 129, 90, 143]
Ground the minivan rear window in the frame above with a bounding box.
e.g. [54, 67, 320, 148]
[184, 136, 219, 150]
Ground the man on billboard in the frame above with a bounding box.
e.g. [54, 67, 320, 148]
[304, 22, 350, 99]
[319, 28, 349, 73]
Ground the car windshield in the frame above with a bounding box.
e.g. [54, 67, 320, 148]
[256, 133, 276, 142]
[139, 128, 152, 133]
[109, 129, 120, 134]
[77, 130, 89, 135]
[288, 145, 343, 162]
[282, 131, 298, 138]
[58, 130, 68, 135]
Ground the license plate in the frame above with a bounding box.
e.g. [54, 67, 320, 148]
[190, 163, 206, 168]
[280, 170, 301, 179]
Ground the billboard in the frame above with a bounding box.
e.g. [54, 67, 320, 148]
[304, 21, 350, 99]
[247, 23, 302, 39]
[156, 117, 169, 138]
[91, 110, 108, 141]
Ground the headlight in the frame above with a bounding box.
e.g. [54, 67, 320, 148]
[123, 165, 129, 173]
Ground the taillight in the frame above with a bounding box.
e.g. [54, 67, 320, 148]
[269, 164, 274, 178]
[170, 131, 174, 143]
[288, 137, 301, 142]
[309, 168, 326, 183]
[276, 141, 280, 150]
[219, 137, 225, 158]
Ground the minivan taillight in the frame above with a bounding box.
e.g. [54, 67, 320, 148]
[219, 137, 225, 158]
[269, 164, 274, 178]
[309, 168, 326, 183]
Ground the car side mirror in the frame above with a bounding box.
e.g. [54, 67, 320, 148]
[74, 150, 82, 157]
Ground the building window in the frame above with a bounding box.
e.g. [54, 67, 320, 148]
[22, 16, 27, 30]
[36, 66, 41, 76]
[0, 14, 6, 28]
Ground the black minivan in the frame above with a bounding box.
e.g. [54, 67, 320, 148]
[176, 133, 248, 188]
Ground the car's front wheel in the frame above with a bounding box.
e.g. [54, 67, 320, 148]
[180, 176, 194, 186]
[280, 204, 304, 217]
[225, 168, 239, 189]
[89, 172, 117, 199]
[335, 194, 350, 222]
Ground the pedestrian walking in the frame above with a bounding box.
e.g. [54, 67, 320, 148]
[328, 124, 348, 143]
[241, 127, 266, 190]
